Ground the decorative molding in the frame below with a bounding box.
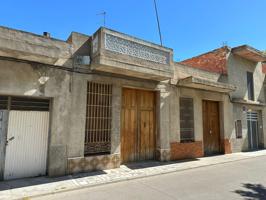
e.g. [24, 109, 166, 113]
[105, 33, 170, 65]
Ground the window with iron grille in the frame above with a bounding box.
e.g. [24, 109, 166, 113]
[84, 82, 112, 156]
[180, 97, 194, 142]
[235, 120, 242, 139]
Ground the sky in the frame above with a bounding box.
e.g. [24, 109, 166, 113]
[1, 0, 265, 61]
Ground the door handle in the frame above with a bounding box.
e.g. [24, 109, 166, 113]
[5, 136, 15, 146]
[209, 130, 212, 135]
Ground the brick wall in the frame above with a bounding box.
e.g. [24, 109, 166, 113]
[262, 63, 266, 74]
[170, 141, 204, 160]
[180, 47, 229, 74]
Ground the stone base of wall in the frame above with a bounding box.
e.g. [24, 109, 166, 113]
[67, 154, 120, 174]
[170, 141, 204, 160]
[222, 139, 232, 154]
[156, 149, 171, 162]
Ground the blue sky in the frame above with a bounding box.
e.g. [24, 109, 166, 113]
[1, 0, 265, 60]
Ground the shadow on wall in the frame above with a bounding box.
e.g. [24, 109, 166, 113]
[234, 183, 266, 200]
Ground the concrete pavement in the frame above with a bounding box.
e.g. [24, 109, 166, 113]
[1, 150, 266, 200]
[34, 155, 266, 200]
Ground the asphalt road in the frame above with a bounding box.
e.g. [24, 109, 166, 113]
[34, 156, 266, 200]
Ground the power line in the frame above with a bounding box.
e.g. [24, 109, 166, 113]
[153, 0, 163, 46]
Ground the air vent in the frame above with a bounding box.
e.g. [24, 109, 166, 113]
[11, 97, 50, 111]
[0, 96, 8, 110]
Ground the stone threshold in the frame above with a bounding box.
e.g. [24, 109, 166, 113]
[1, 150, 266, 200]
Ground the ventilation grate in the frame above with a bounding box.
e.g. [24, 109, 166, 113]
[10, 97, 50, 111]
[0, 96, 8, 110]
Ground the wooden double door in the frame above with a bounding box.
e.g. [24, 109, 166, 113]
[203, 100, 221, 155]
[121, 88, 156, 163]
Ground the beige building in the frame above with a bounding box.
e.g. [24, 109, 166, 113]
[0, 26, 265, 181]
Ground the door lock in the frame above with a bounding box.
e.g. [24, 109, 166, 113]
[5, 136, 15, 146]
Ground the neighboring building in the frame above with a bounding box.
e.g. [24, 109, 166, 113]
[180, 45, 266, 154]
[0, 25, 265, 181]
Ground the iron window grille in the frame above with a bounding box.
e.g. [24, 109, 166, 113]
[180, 97, 195, 143]
[84, 82, 112, 156]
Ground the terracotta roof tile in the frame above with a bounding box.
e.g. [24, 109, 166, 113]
[262, 63, 266, 74]
[180, 47, 229, 75]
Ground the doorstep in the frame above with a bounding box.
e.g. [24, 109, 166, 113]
[1, 150, 266, 200]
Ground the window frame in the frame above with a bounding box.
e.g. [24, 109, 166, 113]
[247, 71, 254, 101]
[179, 97, 195, 143]
[84, 81, 112, 156]
[235, 120, 243, 139]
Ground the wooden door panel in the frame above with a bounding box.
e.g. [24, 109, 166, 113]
[121, 89, 137, 163]
[121, 88, 155, 163]
[203, 101, 220, 155]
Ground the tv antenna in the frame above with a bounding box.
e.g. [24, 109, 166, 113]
[222, 41, 228, 47]
[153, 0, 163, 46]
[97, 11, 106, 27]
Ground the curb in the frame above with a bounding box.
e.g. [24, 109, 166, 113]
[15, 153, 266, 200]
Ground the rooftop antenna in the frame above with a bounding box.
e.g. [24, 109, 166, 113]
[153, 0, 163, 46]
[97, 11, 106, 27]
[222, 41, 228, 47]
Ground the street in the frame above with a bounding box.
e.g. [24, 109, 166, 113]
[34, 155, 266, 200]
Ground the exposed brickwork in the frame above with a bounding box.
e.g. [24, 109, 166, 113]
[180, 47, 229, 74]
[170, 141, 204, 160]
[223, 139, 232, 154]
[262, 63, 266, 74]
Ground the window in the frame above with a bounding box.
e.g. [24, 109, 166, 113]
[235, 120, 242, 139]
[84, 82, 112, 156]
[247, 72, 254, 101]
[180, 97, 194, 142]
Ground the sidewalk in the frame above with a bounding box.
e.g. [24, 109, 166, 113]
[1, 150, 266, 200]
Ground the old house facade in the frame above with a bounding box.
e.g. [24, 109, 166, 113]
[180, 45, 266, 154]
[0, 26, 265, 181]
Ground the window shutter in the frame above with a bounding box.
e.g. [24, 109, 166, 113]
[180, 97, 194, 142]
[235, 120, 242, 139]
[247, 72, 254, 101]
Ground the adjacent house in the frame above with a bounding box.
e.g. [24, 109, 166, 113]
[180, 45, 266, 153]
[0, 26, 265, 181]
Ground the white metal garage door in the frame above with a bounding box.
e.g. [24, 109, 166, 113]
[4, 111, 49, 180]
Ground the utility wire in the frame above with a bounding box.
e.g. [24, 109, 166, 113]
[153, 0, 163, 46]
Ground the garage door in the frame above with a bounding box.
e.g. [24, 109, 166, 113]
[3, 97, 50, 180]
